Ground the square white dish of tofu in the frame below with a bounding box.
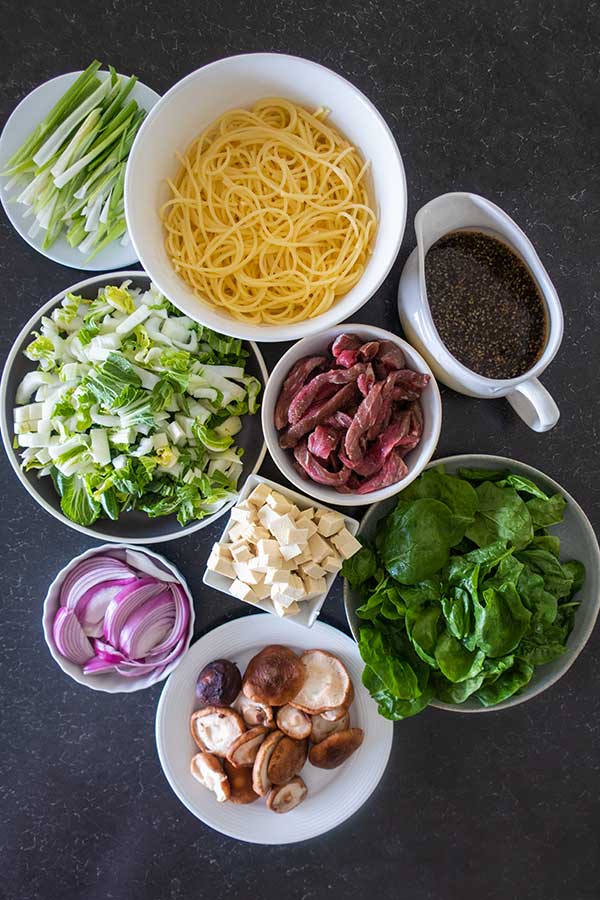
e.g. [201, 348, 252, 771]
[203, 474, 360, 628]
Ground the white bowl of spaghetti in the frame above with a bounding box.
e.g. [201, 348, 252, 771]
[124, 53, 406, 342]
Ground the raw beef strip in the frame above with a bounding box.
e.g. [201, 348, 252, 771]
[279, 382, 358, 448]
[308, 425, 341, 459]
[388, 369, 431, 402]
[339, 412, 412, 477]
[274, 355, 326, 429]
[331, 333, 362, 360]
[358, 341, 380, 361]
[344, 381, 386, 461]
[288, 364, 366, 424]
[376, 340, 406, 371]
[294, 440, 352, 487]
[357, 364, 376, 397]
[355, 449, 409, 494]
[324, 411, 353, 430]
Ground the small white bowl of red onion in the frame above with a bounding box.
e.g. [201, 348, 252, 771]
[262, 325, 442, 507]
[42, 544, 195, 692]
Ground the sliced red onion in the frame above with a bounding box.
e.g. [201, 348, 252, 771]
[103, 578, 165, 647]
[92, 638, 126, 664]
[145, 585, 190, 659]
[77, 582, 132, 635]
[118, 591, 175, 659]
[53, 608, 94, 665]
[83, 657, 119, 675]
[60, 556, 137, 609]
[124, 549, 178, 583]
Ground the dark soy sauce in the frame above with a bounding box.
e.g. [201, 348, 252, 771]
[424, 230, 547, 380]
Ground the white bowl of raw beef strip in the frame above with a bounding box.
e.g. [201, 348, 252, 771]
[261, 325, 442, 507]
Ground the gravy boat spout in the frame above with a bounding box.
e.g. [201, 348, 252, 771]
[398, 192, 563, 432]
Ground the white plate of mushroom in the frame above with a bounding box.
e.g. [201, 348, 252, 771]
[155, 613, 394, 843]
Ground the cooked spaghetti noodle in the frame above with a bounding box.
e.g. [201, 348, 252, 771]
[161, 98, 376, 325]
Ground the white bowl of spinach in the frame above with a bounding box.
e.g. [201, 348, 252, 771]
[343, 455, 600, 715]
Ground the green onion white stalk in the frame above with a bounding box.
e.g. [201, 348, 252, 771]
[2, 61, 146, 260]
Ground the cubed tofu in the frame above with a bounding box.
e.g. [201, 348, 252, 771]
[231, 541, 252, 563]
[316, 509, 346, 538]
[256, 539, 280, 557]
[331, 528, 362, 560]
[253, 580, 272, 601]
[229, 579, 258, 603]
[247, 482, 271, 507]
[285, 526, 310, 546]
[287, 503, 301, 519]
[232, 561, 263, 585]
[269, 513, 296, 544]
[298, 506, 315, 520]
[300, 560, 327, 579]
[296, 517, 318, 539]
[270, 575, 305, 606]
[272, 597, 300, 617]
[307, 533, 331, 563]
[294, 545, 312, 565]
[321, 553, 342, 574]
[258, 505, 281, 531]
[248, 554, 279, 573]
[244, 524, 271, 544]
[207, 545, 236, 579]
[264, 568, 290, 586]
[265, 490, 293, 515]
[228, 523, 245, 542]
[280, 543, 302, 561]
[230, 505, 256, 525]
[216, 543, 233, 559]
[302, 574, 327, 599]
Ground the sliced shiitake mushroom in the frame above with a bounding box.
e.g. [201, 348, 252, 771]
[320, 682, 354, 720]
[195, 659, 241, 708]
[243, 645, 305, 706]
[233, 691, 274, 728]
[276, 704, 312, 740]
[226, 725, 269, 768]
[223, 759, 259, 804]
[267, 736, 308, 786]
[290, 650, 352, 714]
[252, 729, 285, 796]
[310, 710, 350, 744]
[190, 706, 245, 757]
[190, 752, 230, 802]
[309, 727, 364, 769]
[266, 776, 308, 814]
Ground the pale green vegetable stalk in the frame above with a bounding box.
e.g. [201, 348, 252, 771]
[2, 61, 147, 261]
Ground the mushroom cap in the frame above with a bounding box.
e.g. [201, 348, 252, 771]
[276, 705, 312, 740]
[290, 650, 352, 714]
[309, 728, 364, 769]
[190, 752, 230, 802]
[223, 759, 259, 804]
[252, 729, 285, 796]
[319, 681, 354, 720]
[226, 725, 269, 768]
[310, 710, 350, 744]
[190, 706, 246, 757]
[195, 659, 241, 708]
[243, 645, 306, 706]
[266, 776, 308, 814]
[232, 692, 275, 728]
[267, 736, 308, 785]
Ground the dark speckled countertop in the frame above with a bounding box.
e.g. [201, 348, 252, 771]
[1, 2, 599, 898]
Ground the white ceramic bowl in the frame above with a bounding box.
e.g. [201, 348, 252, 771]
[0, 70, 160, 270]
[42, 544, 195, 692]
[261, 324, 442, 507]
[203, 473, 359, 628]
[0, 271, 267, 543]
[124, 53, 406, 343]
[344, 454, 600, 712]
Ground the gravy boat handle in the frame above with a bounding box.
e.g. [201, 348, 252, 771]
[506, 378, 560, 433]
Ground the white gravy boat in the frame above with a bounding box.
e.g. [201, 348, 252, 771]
[398, 192, 563, 432]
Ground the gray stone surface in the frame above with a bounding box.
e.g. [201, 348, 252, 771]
[0, 1, 599, 898]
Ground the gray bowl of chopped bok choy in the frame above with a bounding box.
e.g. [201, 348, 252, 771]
[1, 272, 267, 543]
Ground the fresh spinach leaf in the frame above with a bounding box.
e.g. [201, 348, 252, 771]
[363, 666, 432, 720]
[434, 631, 485, 682]
[380, 498, 462, 584]
[359, 627, 421, 700]
[526, 493, 567, 528]
[474, 660, 534, 706]
[474, 584, 531, 657]
[399, 466, 478, 529]
[497, 473, 549, 499]
[458, 467, 510, 483]
[466, 482, 533, 550]
[341, 544, 378, 586]
[405, 605, 441, 667]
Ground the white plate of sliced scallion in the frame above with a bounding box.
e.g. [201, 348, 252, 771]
[0, 62, 160, 270]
